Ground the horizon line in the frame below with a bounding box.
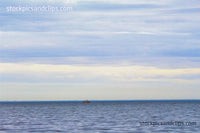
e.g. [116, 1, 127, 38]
[0, 99, 200, 103]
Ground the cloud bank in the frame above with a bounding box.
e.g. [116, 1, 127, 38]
[0, 0, 200, 100]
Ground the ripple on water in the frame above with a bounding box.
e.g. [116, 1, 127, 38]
[0, 102, 199, 132]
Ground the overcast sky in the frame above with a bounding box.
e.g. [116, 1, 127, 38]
[0, 0, 200, 101]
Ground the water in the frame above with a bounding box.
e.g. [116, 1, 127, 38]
[0, 101, 200, 133]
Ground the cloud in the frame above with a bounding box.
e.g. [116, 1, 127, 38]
[0, 0, 200, 100]
[164, 7, 200, 14]
[1, 63, 200, 83]
[0, 30, 199, 58]
[75, 2, 164, 11]
[160, 48, 200, 57]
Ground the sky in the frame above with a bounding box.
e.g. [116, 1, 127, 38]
[0, 0, 200, 101]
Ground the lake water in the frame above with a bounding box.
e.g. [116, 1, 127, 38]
[0, 101, 200, 133]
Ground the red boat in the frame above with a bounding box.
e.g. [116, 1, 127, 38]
[83, 100, 90, 103]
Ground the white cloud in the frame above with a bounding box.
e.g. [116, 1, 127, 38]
[0, 31, 59, 48]
[1, 0, 200, 101]
[1, 63, 200, 83]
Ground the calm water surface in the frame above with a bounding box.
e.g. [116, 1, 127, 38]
[0, 102, 200, 133]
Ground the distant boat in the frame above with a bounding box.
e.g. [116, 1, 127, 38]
[83, 100, 90, 103]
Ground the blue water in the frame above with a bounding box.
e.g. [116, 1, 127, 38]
[0, 101, 200, 133]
